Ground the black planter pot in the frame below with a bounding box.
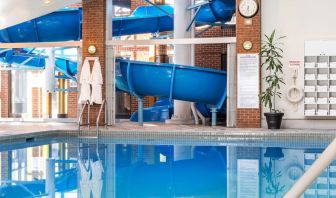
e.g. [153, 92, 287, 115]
[264, 112, 284, 129]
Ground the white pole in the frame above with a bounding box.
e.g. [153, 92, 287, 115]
[44, 48, 55, 118]
[166, 0, 194, 125]
[106, 0, 115, 125]
[284, 138, 336, 197]
[45, 159, 55, 198]
[45, 48, 55, 93]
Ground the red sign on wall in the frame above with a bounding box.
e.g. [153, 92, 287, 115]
[289, 60, 301, 68]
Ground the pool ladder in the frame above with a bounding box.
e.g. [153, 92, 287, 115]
[78, 99, 107, 138]
[78, 100, 90, 134]
[96, 99, 107, 137]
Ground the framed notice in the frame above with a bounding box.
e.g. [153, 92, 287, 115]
[237, 159, 259, 198]
[237, 53, 259, 108]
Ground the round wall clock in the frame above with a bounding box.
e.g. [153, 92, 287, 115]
[238, 0, 259, 18]
[243, 40, 253, 50]
[88, 45, 97, 55]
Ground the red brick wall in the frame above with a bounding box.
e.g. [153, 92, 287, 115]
[131, 0, 146, 11]
[67, 81, 77, 118]
[0, 71, 10, 118]
[82, 0, 106, 125]
[195, 27, 236, 70]
[236, 0, 261, 128]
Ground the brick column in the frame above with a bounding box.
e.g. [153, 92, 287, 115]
[236, 0, 261, 128]
[0, 71, 10, 118]
[82, 0, 106, 125]
[67, 81, 77, 118]
[131, 0, 146, 11]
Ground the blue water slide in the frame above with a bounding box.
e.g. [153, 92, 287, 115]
[0, 167, 77, 198]
[0, 48, 46, 69]
[0, 9, 82, 43]
[113, 5, 174, 36]
[0, 0, 235, 41]
[130, 98, 173, 122]
[0, 48, 77, 81]
[116, 58, 227, 110]
[0, 1, 234, 125]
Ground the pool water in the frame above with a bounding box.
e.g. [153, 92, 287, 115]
[0, 135, 332, 198]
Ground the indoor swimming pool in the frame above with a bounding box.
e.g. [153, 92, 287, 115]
[0, 132, 333, 198]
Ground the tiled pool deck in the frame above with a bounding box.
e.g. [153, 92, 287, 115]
[0, 121, 336, 138]
[0, 122, 335, 150]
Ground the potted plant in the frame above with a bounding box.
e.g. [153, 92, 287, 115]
[260, 30, 286, 129]
[261, 156, 285, 198]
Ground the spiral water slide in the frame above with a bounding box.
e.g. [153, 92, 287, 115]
[0, 0, 235, 125]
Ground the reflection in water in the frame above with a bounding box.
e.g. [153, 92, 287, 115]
[0, 138, 332, 197]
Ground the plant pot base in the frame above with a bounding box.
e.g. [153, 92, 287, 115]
[264, 112, 284, 129]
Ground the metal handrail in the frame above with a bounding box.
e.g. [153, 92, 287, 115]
[78, 100, 90, 133]
[284, 137, 336, 197]
[96, 99, 106, 137]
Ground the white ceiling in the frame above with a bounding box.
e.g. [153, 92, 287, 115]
[0, 0, 81, 30]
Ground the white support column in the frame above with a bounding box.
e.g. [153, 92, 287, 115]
[105, 144, 116, 197]
[166, 0, 194, 125]
[45, 48, 55, 93]
[106, 0, 115, 125]
[227, 44, 237, 127]
[45, 159, 55, 198]
[227, 146, 238, 198]
[77, 47, 82, 119]
[44, 48, 55, 118]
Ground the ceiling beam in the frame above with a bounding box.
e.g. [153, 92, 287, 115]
[106, 37, 236, 46]
[0, 41, 82, 48]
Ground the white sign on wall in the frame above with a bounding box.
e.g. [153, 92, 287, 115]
[237, 159, 260, 198]
[237, 54, 260, 108]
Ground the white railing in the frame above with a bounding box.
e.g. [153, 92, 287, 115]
[284, 137, 336, 197]
[96, 99, 106, 137]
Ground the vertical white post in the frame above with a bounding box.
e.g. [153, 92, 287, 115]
[106, 0, 115, 125]
[227, 146, 238, 198]
[44, 48, 55, 118]
[166, 0, 194, 125]
[45, 48, 55, 93]
[227, 43, 237, 127]
[77, 47, 82, 119]
[45, 159, 55, 198]
[105, 145, 116, 197]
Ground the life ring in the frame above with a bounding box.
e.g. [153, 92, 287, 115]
[286, 86, 304, 103]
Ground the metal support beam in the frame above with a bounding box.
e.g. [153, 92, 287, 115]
[137, 98, 144, 126]
[0, 41, 82, 48]
[211, 108, 217, 127]
[106, 37, 236, 46]
[186, 6, 202, 32]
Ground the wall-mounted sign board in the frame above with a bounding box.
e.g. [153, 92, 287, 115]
[237, 53, 259, 108]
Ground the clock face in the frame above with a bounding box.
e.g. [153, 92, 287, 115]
[239, 0, 259, 18]
[243, 41, 253, 50]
